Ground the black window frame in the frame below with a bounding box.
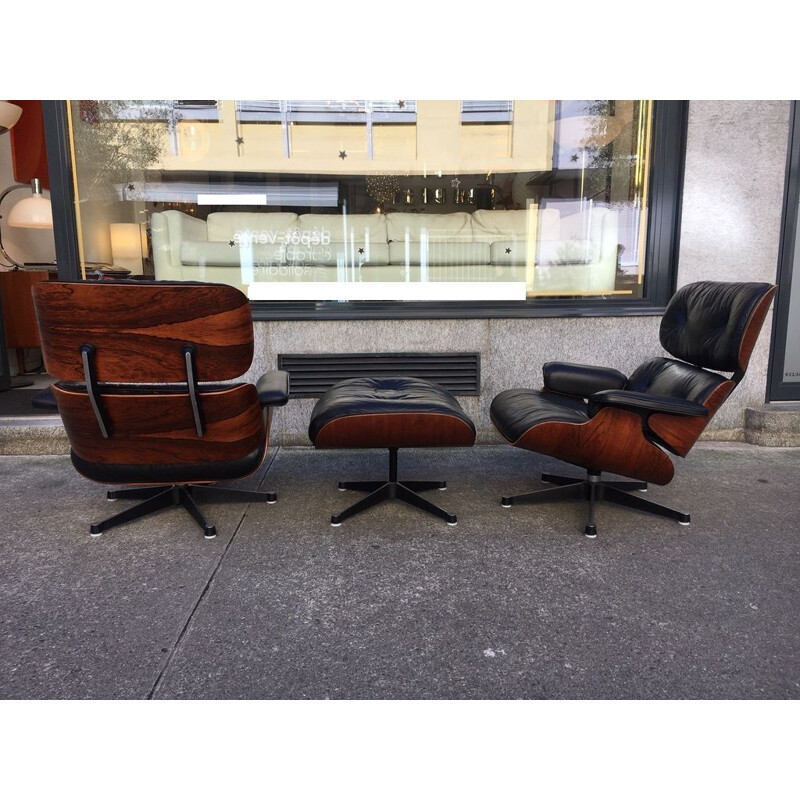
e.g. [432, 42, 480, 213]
[43, 100, 687, 320]
[767, 100, 800, 402]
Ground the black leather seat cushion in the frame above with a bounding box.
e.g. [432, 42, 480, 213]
[308, 376, 476, 444]
[490, 388, 589, 444]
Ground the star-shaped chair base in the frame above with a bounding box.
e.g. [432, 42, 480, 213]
[331, 447, 456, 526]
[92, 484, 277, 539]
[501, 468, 690, 537]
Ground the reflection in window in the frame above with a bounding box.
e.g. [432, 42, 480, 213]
[233, 100, 417, 159]
[460, 101, 513, 124]
[81, 100, 219, 123]
[67, 100, 652, 302]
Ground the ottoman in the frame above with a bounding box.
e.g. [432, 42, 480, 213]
[308, 376, 477, 526]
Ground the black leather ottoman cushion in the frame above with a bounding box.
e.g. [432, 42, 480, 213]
[309, 376, 476, 448]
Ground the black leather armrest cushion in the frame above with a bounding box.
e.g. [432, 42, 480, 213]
[588, 389, 709, 419]
[543, 362, 628, 398]
[256, 371, 290, 407]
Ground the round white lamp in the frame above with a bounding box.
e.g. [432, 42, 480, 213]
[0, 101, 22, 134]
[0, 179, 54, 268]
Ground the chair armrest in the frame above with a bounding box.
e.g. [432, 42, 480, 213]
[256, 371, 290, 407]
[543, 362, 627, 398]
[588, 389, 709, 419]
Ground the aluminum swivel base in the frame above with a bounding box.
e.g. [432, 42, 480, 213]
[332, 447, 457, 526]
[500, 468, 690, 537]
[92, 483, 277, 538]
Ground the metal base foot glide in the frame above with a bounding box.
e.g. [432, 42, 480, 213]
[500, 469, 690, 537]
[90, 482, 276, 538]
[331, 448, 457, 526]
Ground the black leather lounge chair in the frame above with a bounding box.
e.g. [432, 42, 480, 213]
[32, 280, 289, 539]
[490, 281, 776, 537]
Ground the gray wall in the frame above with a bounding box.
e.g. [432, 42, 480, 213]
[678, 100, 790, 434]
[248, 101, 792, 446]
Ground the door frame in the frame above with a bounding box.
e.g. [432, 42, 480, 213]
[768, 100, 800, 402]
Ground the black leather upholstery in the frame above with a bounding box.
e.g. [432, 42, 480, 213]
[587, 390, 709, 419]
[625, 357, 729, 404]
[542, 362, 627, 397]
[308, 376, 476, 444]
[256, 370, 290, 407]
[660, 281, 772, 372]
[490, 388, 588, 443]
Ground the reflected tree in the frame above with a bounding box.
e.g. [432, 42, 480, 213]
[72, 100, 170, 202]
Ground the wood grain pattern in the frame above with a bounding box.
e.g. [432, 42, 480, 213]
[648, 380, 735, 457]
[513, 407, 675, 485]
[33, 282, 254, 382]
[53, 384, 265, 465]
[737, 286, 776, 371]
[314, 412, 477, 449]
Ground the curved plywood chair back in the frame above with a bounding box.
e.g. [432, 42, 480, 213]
[32, 281, 262, 467]
[32, 281, 254, 383]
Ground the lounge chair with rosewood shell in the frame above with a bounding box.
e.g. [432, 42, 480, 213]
[32, 280, 289, 539]
[490, 281, 776, 537]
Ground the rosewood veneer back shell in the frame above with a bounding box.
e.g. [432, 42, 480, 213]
[32, 282, 254, 383]
[54, 384, 266, 465]
[33, 281, 267, 472]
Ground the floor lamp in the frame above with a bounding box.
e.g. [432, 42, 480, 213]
[0, 179, 54, 390]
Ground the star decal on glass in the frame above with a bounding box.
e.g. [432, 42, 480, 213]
[127, 184, 135, 191]
[236, 136, 245, 145]
[358, 247, 365, 254]
[229, 240, 235, 247]
[570, 153, 579, 162]
[451, 177, 461, 188]
[398, 101, 405, 109]
[339, 150, 348, 160]
[505, 248, 512, 254]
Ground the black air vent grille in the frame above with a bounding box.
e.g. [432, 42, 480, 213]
[277, 352, 480, 398]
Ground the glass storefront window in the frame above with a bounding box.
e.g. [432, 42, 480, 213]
[66, 99, 655, 304]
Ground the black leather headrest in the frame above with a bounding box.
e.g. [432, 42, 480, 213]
[660, 281, 773, 372]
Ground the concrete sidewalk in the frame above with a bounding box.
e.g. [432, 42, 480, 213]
[1, 443, 798, 699]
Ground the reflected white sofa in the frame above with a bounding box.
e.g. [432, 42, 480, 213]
[150, 205, 619, 293]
